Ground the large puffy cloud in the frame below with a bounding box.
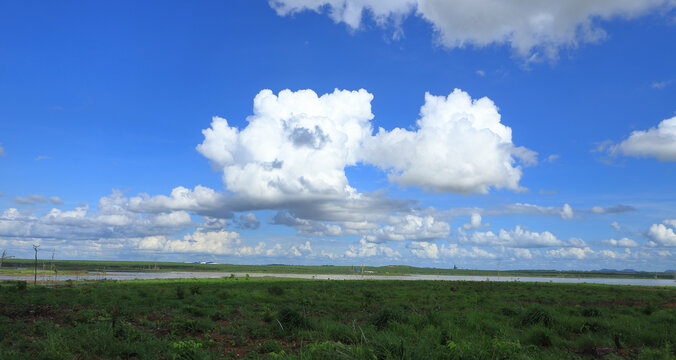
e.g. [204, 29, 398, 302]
[647, 222, 676, 247]
[609, 116, 676, 161]
[197, 89, 374, 206]
[364, 89, 535, 194]
[270, 0, 673, 59]
[190, 88, 533, 222]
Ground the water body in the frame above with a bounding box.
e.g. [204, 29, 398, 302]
[2, 271, 675, 287]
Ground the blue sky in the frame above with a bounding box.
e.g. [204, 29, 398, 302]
[1, 0, 675, 270]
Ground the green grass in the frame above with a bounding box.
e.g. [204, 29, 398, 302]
[1, 278, 674, 359]
[2, 258, 674, 279]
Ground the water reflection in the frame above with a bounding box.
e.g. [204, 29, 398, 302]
[2, 271, 675, 286]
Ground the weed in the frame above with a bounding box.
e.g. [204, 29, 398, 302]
[258, 340, 283, 353]
[524, 327, 553, 347]
[267, 285, 284, 296]
[277, 307, 312, 331]
[581, 307, 602, 317]
[520, 306, 554, 327]
[371, 306, 406, 329]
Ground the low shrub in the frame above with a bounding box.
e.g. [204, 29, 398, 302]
[277, 307, 312, 331]
[520, 306, 554, 327]
[371, 307, 406, 330]
[267, 285, 284, 296]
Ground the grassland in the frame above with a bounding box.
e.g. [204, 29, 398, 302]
[1, 277, 674, 359]
[2, 258, 674, 279]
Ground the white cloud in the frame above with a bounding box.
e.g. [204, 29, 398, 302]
[440, 244, 496, 259]
[560, 203, 574, 220]
[0, 142, 4, 157]
[364, 89, 535, 194]
[149, 211, 193, 228]
[611, 221, 621, 231]
[598, 248, 631, 259]
[197, 89, 374, 206]
[647, 222, 676, 247]
[651, 80, 671, 89]
[368, 214, 450, 242]
[270, 0, 673, 59]
[603, 237, 638, 247]
[407, 241, 439, 258]
[609, 116, 676, 161]
[546, 247, 594, 259]
[345, 238, 401, 258]
[137, 230, 254, 255]
[458, 225, 579, 248]
[545, 154, 560, 163]
[462, 213, 482, 230]
[476, 69, 485, 77]
[130, 186, 228, 215]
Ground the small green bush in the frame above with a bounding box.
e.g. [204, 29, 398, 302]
[267, 285, 284, 296]
[520, 306, 554, 327]
[258, 340, 283, 354]
[581, 307, 602, 317]
[524, 327, 553, 347]
[371, 307, 406, 330]
[278, 307, 312, 331]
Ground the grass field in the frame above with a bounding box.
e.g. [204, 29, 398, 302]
[2, 258, 674, 279]
[1, 277, 674, 359]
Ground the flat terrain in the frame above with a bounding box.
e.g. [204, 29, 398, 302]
[3, 259, 674, 279]
[1, 278, 675, 359]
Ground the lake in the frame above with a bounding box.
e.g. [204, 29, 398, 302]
[2, 271, 675, 286]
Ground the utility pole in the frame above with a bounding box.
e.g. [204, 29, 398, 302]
[33, 244, 40, 285]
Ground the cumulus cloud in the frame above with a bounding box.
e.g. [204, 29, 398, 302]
[237, 212, 261, 229]
[129, 186, 230, 217]
[364, 89, 535, 194]
[269, 0, 673, 59]
[462, 213, 483, 230]
[365, 214, 450, 242]
[560, 203, 574, 220]
[197, 89, 374, 206]
[345, 238, 401, 258]
[647, 222, 676, 247]
[458, 225, 583, 248]
[407, 241, 439, 258]
[608, 116, 676, 161]
[546, 247, 594, 259]
[603, 237, 638, 247]
[136, 230, 261, 255]
[0, 190, 196, 242]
